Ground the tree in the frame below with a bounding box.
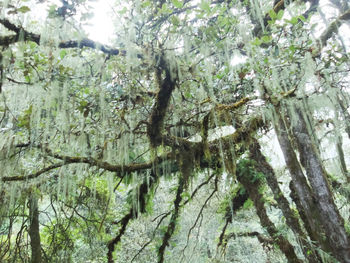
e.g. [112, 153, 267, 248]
[1, 0, 350, 262]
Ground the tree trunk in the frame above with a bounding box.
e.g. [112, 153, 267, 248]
[290, 107, 350, 263]
[28, 192, 42, 263]
[249, 140, 320, 262]
[337, 92, 350, 141]
[336, 133, 348, 179]
[273, 111, 329, 251]
[336, 94, 350, 182]
[237, 161, 302, 263]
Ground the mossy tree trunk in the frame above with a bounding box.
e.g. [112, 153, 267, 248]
[290, 107, 350, 263]
[248, 140, 320, 262]
[28, 192, 42, 263]
[273, 111, 330, 252]
[237, 160, 302, 263]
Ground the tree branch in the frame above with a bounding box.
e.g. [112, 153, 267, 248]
[157, 174, 185, 263]
[1, 162, 65, 182]
[58, 39, 122, 56]
[181, 175, 218, 256]
[107, 170, 158, 262]
[319, 8, 350, 46]
[45, 148, 175, 176]
[0, 18, 123, 55]
[0, 19, 40, 47]
[2, 147, 175, 182]
[147, 55, 177, 147]
[107, 209, 133, 263]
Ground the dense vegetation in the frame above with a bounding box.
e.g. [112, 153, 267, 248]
[1, 0, 350, 262]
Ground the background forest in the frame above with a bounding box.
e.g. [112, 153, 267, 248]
[1, 0, 350, 262]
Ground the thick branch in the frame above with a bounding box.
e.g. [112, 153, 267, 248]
[215, 97, 252, 112]
[210, 116, 265, 150]
[0, 18, 122, 55]
[0, 18, 22, 33]
[147, 55, 177, 147]
[46, 148, 175, 175]
[237, 160, 302, 263]
[58, 39, 122, 56]
[0, 19, 40, 47]
[249, 140, 320, 262]
[2, 149, 175, 182]
[1, 162, 64, 182]
[107, 210, 133, 263]
[319, 8, 350, 46]
[5, 114, 263, 183]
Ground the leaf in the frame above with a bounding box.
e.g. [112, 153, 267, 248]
[60, 50, 67, 59]
[171, 16, 180, 26]
[160, 3, 171, 14]
[118, 7, 128, 15]
[243, 199, 253, 209]
[215, 73, 224, 79]
[171, 0, 183, 8]
[268, 9, 277, 20]
[17, 105, 32, 129]
[252, 38, 262, 46]
[17, 6, 31, 13]
[290, 17, 298, 25]
[298, 15, 306, 22]
[181, 191, 191, 199]
[185, 91, 192, 99]
[261, 35, 271, 43]
[200, 1, 210, 12]
[239, 187, 246, 195]
[276, 10, 284, 20]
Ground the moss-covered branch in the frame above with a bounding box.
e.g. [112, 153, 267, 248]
[0, 18, 122, 55]
[1, 148, 175, 182]
[157, 174, 185, 263]
[1, 162, 65, 182]
[107, 170, 158, 262]
[147, 55, 177, 147]
[319, 8, 350, 46]
[217, 184, 249, 249]
[107, 210, 133, 263]
[45, 148, 175, 176]
[210, 116, 265, 150]
[237, 159, 302, 263]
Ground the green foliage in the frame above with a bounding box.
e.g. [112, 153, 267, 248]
[171, 0, 183, 8]
[17, 105, 32, 130]
[236, 159, 265, 184]
[242, 198, 254, 209]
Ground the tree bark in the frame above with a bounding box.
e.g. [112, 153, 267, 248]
[337, 92, 350, 141]
[273, 111, 330, 251]
[28, 192, 42, 263]
[237, 161, 302, 263]
[249, 140, 320, 262]
[290, 107, 350, 263]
